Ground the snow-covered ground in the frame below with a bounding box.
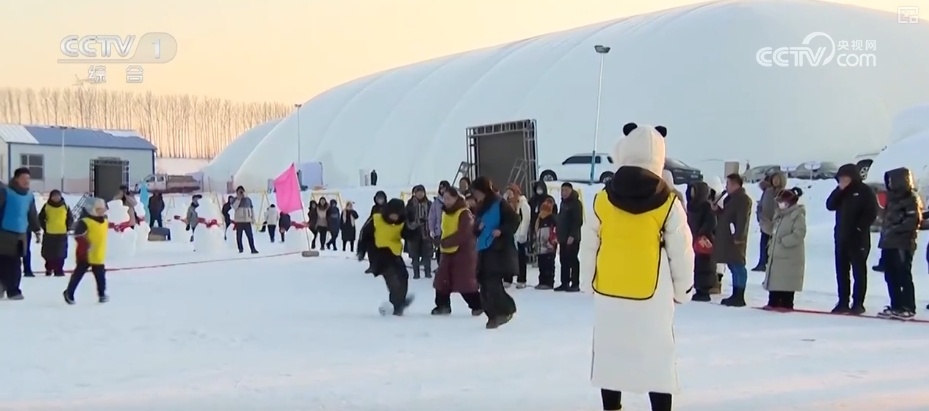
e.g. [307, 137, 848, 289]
[5, 180, 929, 411]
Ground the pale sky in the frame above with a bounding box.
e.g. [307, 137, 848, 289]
[0, 0, 916, 104]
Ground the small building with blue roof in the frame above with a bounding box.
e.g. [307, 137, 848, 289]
[0, 124, 156, 192]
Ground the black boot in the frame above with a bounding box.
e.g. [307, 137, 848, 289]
[691, 290, 711, 302]
[750, 264, 765, 272]
[830, 302, 850, 314]
[431, 306, 451, 316]
[721, 288, 746, 307]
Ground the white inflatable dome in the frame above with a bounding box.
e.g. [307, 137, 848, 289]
[888, 104, 929, 144]
[866, 130, 929, 185]
[234, 0, 929, 188]
[201, 118, 282, 191]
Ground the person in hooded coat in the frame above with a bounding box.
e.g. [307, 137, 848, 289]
[581, 123, 693, 411]
[39, 189, 73, 277]
[685, 181, 716, 302]
[357, 198, 415, 315]
[754, 171, 787, 271]
[432, 186, 483, 316]
[505, 183, 532, 288]
[763, 187, 807, 311]
[528, 180, 557, 229]
[471, 176, 519, 329]
[876, 167, 921, 320]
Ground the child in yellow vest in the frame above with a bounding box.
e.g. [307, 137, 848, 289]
[38, 189, 73, 277]
[63, 198, 109, 304]
[357, 198, 415, 315]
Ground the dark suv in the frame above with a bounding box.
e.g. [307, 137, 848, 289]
[664, 158, 704, 185]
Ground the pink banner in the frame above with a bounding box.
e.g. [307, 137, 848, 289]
[273, 164, 303, 214]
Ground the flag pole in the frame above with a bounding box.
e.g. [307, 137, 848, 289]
[292, 164, 316, 257]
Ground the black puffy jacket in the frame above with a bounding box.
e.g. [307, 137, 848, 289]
[878, 167, 922, 250]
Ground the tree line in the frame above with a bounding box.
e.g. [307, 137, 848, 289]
[0, 87, 293, 158]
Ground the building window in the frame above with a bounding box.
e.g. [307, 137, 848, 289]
[19, 154, 44, 180]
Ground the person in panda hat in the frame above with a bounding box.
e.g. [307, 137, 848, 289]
[357, 197, 415, 315]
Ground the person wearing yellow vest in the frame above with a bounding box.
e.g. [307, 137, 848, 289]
[63, 198, 110, 305]
[431, 186, 482, 316]
[38, 189, 73, 277]
[357, 198, 415, 316]
[581, 123, 694, 411]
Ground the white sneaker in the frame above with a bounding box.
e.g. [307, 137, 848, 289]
[503, 282, 512, 289]
[515, 283, 527, 289]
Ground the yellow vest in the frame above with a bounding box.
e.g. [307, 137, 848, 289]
[43, 204, 69, 234]
[372, 214, 404, 256]
[82, 217, 108, 265]
[592, 191, 676, 300]
[440, 208, 467, 254]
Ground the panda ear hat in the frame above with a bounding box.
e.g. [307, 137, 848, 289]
[622, 122, 637, 136]
[623, 122, 668, 138]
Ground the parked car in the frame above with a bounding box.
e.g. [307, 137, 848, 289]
[742, 164, 782, 183]
[867, 182, 929, 231]
[790, 161, 840, 180]
[539, 153, 616, 183]
[664, 158, 704, 185]
[539, 154, 703, 184]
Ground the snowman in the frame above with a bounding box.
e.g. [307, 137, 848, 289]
[106, 200, 136, 259]
[192, 195, 225, 253]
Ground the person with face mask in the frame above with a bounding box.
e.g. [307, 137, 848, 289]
[357, 198, 415, 316]
[762, 187, 806, 311]
[528, 181, 557, 241]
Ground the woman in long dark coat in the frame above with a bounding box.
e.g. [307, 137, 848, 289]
[470, 177, 518, 329]
[685, 181, 717, 301]
[307, 200, 319, 249]
[432, 187, 482, 316]
[340, 201, 359, 251]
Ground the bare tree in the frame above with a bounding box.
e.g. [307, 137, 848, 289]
[0, 86, 289, 158]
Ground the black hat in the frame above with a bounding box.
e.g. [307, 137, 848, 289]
[561, 182, 573, 189]
[236, 185, 245, 192]
[384, 198, 406, 220]
[835, 164, 860, 181]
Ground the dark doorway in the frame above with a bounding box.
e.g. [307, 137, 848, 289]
[466, 119, 538, 195]
[89, 158, 129, 200]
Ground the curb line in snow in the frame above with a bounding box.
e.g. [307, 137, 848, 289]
[34, 251, 304, 275]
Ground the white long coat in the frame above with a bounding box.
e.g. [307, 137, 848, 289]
[581, 123, 695, 394]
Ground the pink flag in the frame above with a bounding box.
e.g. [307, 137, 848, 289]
[273, 164, 303, 214]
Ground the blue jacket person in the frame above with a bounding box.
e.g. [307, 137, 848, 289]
[0, 167, 41, 300]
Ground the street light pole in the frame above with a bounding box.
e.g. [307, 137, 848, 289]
[294, 103, 303, 186]
[590, 44, 611, 184]
[60, 127, 65, 191]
